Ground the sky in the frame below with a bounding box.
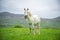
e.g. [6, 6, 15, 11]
[0, 0, 60, 19]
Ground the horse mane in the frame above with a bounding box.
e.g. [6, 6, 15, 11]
[28, 12, 32, 17]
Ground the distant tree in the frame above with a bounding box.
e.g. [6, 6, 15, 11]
[14, 24, 24, 28]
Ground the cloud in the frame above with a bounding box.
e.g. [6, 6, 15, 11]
[0, 0, 59, 18]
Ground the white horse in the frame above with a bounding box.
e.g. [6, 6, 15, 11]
[24, 8, 40, 34]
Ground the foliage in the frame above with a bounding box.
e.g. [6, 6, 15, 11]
[14, 24, 25, 28]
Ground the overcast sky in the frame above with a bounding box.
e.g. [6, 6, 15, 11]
[0, 0, 60, 18]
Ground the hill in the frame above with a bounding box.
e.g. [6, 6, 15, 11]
[0, 12, 24, 18]
[0, 12, 26, 28]
[0, 12, 60, 28]
[41, 16, 60, 29]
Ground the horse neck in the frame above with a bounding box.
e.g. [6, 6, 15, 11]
[27, 12, 32, 17]
[27, 12, 33, 21]
[27, 14, 32, 21]
[27, 15, 31, 19]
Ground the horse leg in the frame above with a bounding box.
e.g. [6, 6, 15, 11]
[29, 23, 35, 35]
[29, 27, 32, 34]
[29, 26, 35, 34]
[31, 23, 35, 35]
[36, 22, 40, 34]
[29, 24, 32, 34]
[29, 23, 34, 34]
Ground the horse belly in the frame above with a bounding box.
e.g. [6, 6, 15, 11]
[33, 17, 40, 23]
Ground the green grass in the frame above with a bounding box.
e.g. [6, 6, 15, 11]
[0, 28, 60, 40]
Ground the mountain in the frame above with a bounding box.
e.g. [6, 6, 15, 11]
[0, 12, 24, 18]
[53, 16, 60, 19]
[52, 16, 60, 22]
[0, 12, 26, 28]
[41, 16, 60, 29]
[0, 12, 60, 28]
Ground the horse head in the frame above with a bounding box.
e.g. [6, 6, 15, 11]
[24, 8, 32, 19]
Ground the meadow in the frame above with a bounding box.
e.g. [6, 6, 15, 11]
[0, 10, 60, 40]
[0, 28, 60, 40]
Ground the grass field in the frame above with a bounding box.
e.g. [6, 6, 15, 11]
[0, 28, 60, 40]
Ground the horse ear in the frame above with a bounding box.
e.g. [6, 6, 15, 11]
[24, 8, 26, 11]
[27, 8, 29, 11]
